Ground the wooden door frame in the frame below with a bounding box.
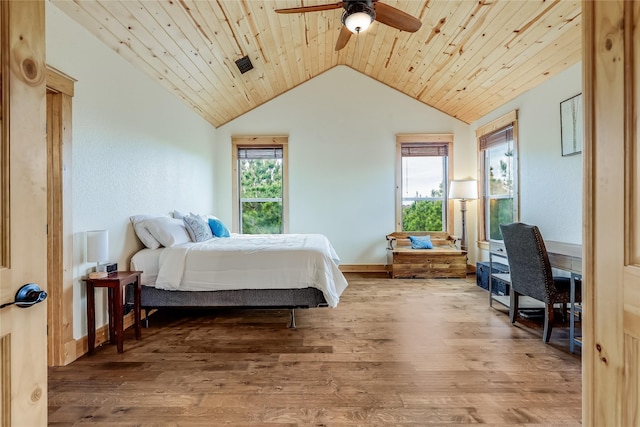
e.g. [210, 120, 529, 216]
[46, 66, 75, 366]
[583, 1, 639, 424]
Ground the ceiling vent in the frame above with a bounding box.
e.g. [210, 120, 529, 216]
[235, 56, 254, 74]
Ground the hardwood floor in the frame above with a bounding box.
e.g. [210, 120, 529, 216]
[48, 273, 582, 426]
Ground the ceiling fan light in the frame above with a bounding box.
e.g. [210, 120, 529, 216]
[345, 11, 373, 33]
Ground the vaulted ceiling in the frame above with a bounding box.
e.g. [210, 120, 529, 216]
[52, 0, 581, 128]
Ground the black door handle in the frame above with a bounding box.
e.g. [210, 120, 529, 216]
[0, 283, 47, 309]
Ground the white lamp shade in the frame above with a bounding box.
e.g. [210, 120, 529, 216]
[86, 230, 109, 263]
[449, 180, 478, 200]
[345, 11, 373, 33]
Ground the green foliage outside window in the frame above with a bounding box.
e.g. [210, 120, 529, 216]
[403, 200, 443, 231]
[241, 201, 282, 234]
[239, 158, 283, 234]
[240, 159, 282, 199]
[402, 185, 444, 232]
[487, 147, 514, 240]
[489, 198, 513, 240]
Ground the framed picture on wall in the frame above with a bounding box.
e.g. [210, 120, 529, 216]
[560, 93, 583, 156]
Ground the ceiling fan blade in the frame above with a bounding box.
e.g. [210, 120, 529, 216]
[275, 2, 343, 14]
[374, 2, 422, 32]
[335, 25, 352, 51]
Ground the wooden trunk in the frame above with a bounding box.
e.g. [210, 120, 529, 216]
[386, 231, 467, 279]
[388, 247, 467, 279]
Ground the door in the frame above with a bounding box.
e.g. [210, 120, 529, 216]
[0, 1, 48, 426]
[583, 1, 639, 425]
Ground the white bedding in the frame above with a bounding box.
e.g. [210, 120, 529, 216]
[130, 234, 348, 307]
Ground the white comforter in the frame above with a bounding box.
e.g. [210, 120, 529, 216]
[149, 234, 348, 307]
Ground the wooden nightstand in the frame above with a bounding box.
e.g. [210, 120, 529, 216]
[84, 271, 142, 354]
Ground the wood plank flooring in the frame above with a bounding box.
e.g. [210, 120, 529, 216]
[48, 273, 582, 426]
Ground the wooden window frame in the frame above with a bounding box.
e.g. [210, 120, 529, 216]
[395, 134, 454, 234]
[476, 111, 519, 250]
[231, 136, 289, 234]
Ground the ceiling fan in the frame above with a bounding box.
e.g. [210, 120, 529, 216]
[275, 0, 422, 51]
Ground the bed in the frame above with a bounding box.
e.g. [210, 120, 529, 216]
[129, 230, 349, 327]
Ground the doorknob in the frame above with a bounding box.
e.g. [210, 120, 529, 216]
[0, 283, 47, 309]
[15, 283, 47, 307]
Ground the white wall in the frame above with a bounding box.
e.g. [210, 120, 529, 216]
[473, 62, 583, 255]
[47, 4, 217, 338]
[215, 66, 476, 265]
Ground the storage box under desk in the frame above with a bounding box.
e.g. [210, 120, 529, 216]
[476, 261, 510, 295]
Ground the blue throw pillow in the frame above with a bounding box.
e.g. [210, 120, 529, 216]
[208, 217, 230, 238]
[409, 235, 433, 249]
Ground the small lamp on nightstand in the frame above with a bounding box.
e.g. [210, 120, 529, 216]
[448, 179, 478, 252]
[87, 230, 109, 279]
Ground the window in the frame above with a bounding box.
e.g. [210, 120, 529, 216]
[476, 111, 519, 244]
[232, 136, 288, 234]
[395, 134, 453, 233]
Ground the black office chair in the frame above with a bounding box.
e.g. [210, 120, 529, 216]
[500, 222, 580, 342]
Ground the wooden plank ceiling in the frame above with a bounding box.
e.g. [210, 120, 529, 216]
[52, 0, 581, 128]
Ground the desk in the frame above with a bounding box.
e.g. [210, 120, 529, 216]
[489, 240, 582, 351]
[545, 240, 582, 275]
[489, 239, 581, 277]
[568, 272, 582, 353]
[545, 241, 583, 353]
[84, 271, 142, 354]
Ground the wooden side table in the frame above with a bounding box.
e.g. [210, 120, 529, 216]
[84, 271, 142, 354]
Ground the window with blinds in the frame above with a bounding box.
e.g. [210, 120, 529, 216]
[399, 141, 450, 232]
[479, 121, 517, 242]
[237, 145, 284, 234]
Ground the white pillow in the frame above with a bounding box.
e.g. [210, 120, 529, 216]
[183, 213, 214, 242]
[130, 215, 162, 249]
[143, 217, 191, 247]
[172, 210, 186, 220]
